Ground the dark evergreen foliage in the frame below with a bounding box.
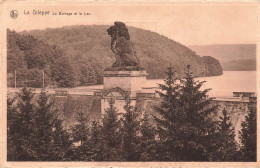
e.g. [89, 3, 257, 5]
[7, 88, 72, 161]
[14, 87, 36, 160]
[88, 120, 103, 161]
[101, 98, 122, 161]
[212, 109, 238, 161]
[33, 90, 56, 160]
[178, 65, 218, 161]
[7, 97, 18, 160]
[154, 65, 219, 161]
[70, 111, 91, 160]
[180, 65, 219, 161]
[154, 65, 182, 161]
[71, 111, 89, 147]
[239, 105, 257, 161]
[139, 111, 157, 161]
[7, 67, 255, 161]
[121, 100, 140, 161]
[51, 118, 73, 160]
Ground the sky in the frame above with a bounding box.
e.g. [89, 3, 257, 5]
[3, 1, 259, 46]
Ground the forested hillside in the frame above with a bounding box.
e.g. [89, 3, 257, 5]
[7, 25, 223, 88]
[7, 30, 80, 87]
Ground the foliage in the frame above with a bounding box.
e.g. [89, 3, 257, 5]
[139, 111, 157, 161]
[7, 97, 18, 160]
[121, 100, 140, 161]
[239, 105, 257, 161]
[7, 29, 77, 88]
[154, 65, 219, 161]
[52, 118, 73, 160]
[70, 111, 91, 160]
[88, 120, 103, 161]
[50, 57, 79, 87]
[13, 87, 37, 160]
[7, 68, 252, 162]
[7, 25, 222, 88]
[202, 56, 223, 76]
[71, 111, 89, 146]
[7, 88, 72, 161]
[211, 109, 238, 161]
[177, 65, 218, 161]
[101, 98, 122, 161]
[26, 68, 44, 88]
[153, 65, 182, 160]
[33, 90, 56, 160]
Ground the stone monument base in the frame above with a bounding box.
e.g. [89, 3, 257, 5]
[103, 70, 148, 98]
[101, 69, 148, 115]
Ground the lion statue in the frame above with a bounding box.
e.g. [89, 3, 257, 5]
[107, 22, 140, 68]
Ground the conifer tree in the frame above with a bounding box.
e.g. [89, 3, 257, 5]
[7, 97, 16, 125]
[139, 111, 157, 161]
[71, 111, 90, 160]
[71, 111, 89, 147]
[154, 65, 181, 161]
[33, 89, 56, 160]
[213, 109, 237, 161]
[8, 88, 72, 161]
[178, 65, 217, 161]
[14, 87, 37, 160]
[239, 105, 256, 161]
[155, 65, 218, 161]
[33, 89, 72, 161]
[7, 97, 18, 160]
[121, 100, 140, 161]
[89, 120, 102, 161]
[52, 118, 72, 161]
[101, 98, 122, 161]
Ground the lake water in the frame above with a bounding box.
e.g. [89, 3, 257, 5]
[73, 71, 256, 97]
[145, 71, 256, 97]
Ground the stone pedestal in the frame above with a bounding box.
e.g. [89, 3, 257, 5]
[103, 70, 148, 98]
[101, 70, 148, 115]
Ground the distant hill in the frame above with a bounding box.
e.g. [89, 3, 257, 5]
[8, 25, 223, 88]
[29, 25, 222, 77]
[189, 44, 256, 71]
[222, 59, 256, 71]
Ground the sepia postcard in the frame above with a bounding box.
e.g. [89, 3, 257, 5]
[0, 0, 259, 167]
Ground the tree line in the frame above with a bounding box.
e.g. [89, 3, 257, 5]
[8, 26, 223, 88]
[7, 66, 256, 161]
[7, 29, 99, 88]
